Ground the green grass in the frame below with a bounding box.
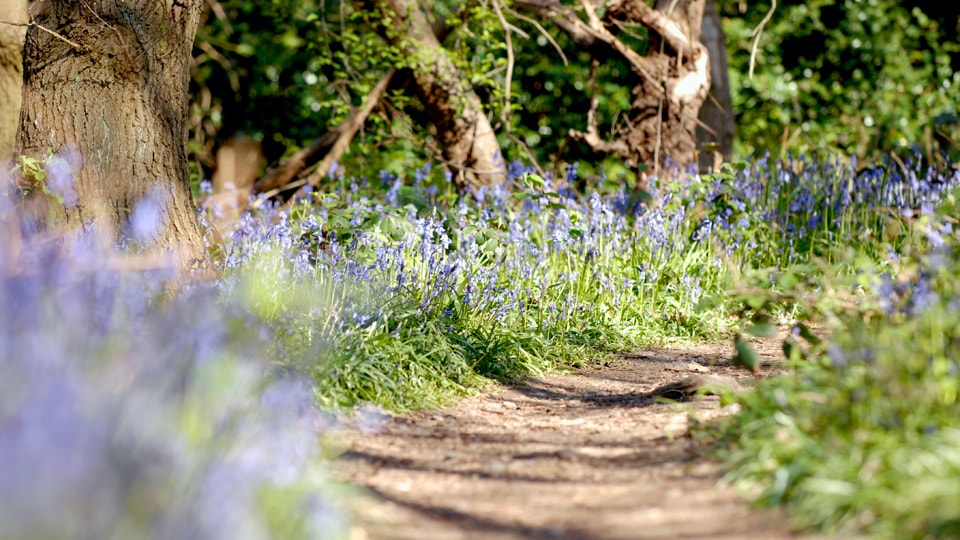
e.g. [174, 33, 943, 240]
[216, 169, 736, 411]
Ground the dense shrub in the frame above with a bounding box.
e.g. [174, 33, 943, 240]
[722, 0, 960, 160]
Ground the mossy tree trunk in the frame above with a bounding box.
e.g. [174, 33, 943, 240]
[364, 0, 505, 189]
[16, 0, 207, 270]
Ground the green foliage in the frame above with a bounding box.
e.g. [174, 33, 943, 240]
[11, 152, 67, 202]
[219, 153, 949, 413]
[189, 1, 960, 183]
[700, 180, 960, 536]
[217, 164, 750, 410]
[12, 154, 43, 181]
[191, 0, 511, 180]
[9, 151, 79, 224]
[721, 0, 960, 161]
[189, 1, 646, 185]
[186, 5, 960, 528]
[207, 140, 960, 534]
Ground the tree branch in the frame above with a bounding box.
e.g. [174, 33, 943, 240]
[506, 7, 568, 66]
[511, 0, 605, 49]
[252, 69, 396, 201]
[607, 0, 698, 59]
[300, 68, 397, 192]
[569, 95, 630, 158]
[252, 127, 340, 196]
[0, 19, 82, 49]
[513, 0, 663, 93]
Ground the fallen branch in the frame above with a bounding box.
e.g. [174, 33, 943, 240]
[252, 128, 340, 196]
[252, 68, 397, 201]
[569, 67, 630, 158]
[297, 68, 397, 194]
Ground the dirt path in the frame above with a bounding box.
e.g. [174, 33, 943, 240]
[334, 337, 815, 540]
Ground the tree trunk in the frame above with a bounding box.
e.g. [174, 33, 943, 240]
[615, 0, 711, 172]
[0, 0, 27, 162]
[16, 0, 207, 270]
[696, 0, 734, 172]
[516, 0, 711, 174]
[365, 0, 505, 189]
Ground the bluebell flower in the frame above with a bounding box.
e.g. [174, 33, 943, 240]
[0, 232, 346, 539]
[474, 185, 487, 204]
[129, 188, 167, 243]
[565, 162, 579, 184]
[414, 163, 431, 185]
[827, 344, 848, 367]
[907, 272, 939, 315]
[44, 150, 81, 207]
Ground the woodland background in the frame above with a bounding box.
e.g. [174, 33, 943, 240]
[182, 0, 960, 183]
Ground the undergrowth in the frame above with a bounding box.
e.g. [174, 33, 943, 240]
[221, 152, 960, 538]
[5, 149, 960, 538]
[698, 167, 960, 538]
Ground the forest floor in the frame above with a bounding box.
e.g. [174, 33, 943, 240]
[333, 335, 822, 540]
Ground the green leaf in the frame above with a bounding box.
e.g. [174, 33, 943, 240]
[794, 323, 822, 346]
[520, 172, 545, 189]
[745, 323, 777, 338]
[781, 337, 805, 362]
[733, 334, 759, 374]
[744, 295, 768, 310]
[628, 189, 653, 209]
[778, 270, 800, 290]
[695, 294, 721, 312]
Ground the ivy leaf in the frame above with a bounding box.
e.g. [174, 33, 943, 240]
[745, 323, 777, 338]
[520, 172, 545, 189]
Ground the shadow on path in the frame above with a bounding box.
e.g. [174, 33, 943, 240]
[335, 343, 813, 540]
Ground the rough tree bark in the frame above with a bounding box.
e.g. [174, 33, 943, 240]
[0, 0, 27, 161]
[364, 0, 505, 189]
[696, 0, 734, 171]
[612, 0, 710, 171]
[16, 0, 207, 270]
[516, 0, 712, 173]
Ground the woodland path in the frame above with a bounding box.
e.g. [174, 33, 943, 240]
[334, 336, 819, 540]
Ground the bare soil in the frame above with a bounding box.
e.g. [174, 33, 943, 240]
[334, 336, 817, 540]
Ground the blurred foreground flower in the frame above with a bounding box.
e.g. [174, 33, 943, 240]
[0, 198, 347, 539]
